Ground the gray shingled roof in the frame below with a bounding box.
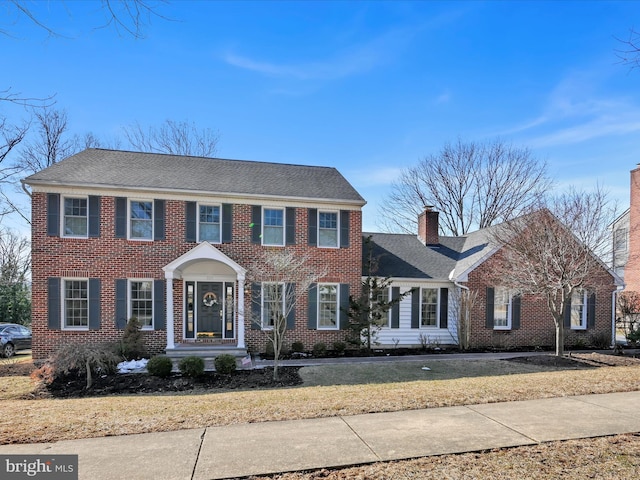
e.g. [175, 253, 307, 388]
[363, 229, 498, 281]
[24, 149, 366, 204]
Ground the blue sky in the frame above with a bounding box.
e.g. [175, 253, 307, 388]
[3, 1, 640, 232]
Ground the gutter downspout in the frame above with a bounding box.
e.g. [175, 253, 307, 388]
[612, 285, 624, 348]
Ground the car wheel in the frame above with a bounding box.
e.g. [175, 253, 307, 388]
[2, 343, 14, 358]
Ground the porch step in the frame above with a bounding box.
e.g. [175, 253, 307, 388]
[164, 345, 251, 371]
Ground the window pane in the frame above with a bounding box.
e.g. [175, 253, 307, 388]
[199, 224, 221, 242]
[199, 205, 221, 242]
[63, 198, 88, 236]
[421, 288, 438, 326]
[318, 212, 338, 247]
[571, 289, 585, 328]
[131, 281, 153, 327]
[262, 283, 283, 328]
[319, 284, 338, 328]
[130, 201, 153, 239]
[64, 280, 88, 327]
[494, 288, 509, 327]
[263, 209, 284, 245]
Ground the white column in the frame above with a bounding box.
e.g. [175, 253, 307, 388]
[165, 272, 175, 350]
[237, 273, 246, 349]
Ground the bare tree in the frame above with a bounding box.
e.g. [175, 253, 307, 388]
[123, 119, 220, 157]
[247, 250, 326, 380]
[490, 187, 616, 356]
[17, 108, 77, 175]
[0, 228, 31, 326]
[2, 0, 168, 39]
[448, 287, 478, 351]
[616, 27, 640, 71]
[379, 138, 551, 235]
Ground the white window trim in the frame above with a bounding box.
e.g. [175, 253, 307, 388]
[318, 282, 340, 330]
[61, 195, 89, 239]
[317, 210, 339, 249]
[493, 288, 512, 331]
[128, 279, 154, 330]
[197, 202, 222, 244]
[420, 287, 441, 329]
[62, 278, 89, 330]
[571, 290, 588, 330]
[262, 207, 285, 246]
[261, 282, 285, 330]
[128, 199, 154, 241]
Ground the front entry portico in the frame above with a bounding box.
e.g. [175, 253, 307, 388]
[163, 242, 247, 350]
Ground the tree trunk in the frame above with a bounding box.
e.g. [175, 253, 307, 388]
[555, 321, 565, 357]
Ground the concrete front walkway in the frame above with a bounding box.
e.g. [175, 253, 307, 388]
[2, 391, 640, 480]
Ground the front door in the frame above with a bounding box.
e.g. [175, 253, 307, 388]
[197, 282, 223, 338]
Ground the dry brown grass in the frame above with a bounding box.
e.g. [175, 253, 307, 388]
[1, 361, 639, 445]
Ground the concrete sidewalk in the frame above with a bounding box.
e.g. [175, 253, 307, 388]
[2, 391, 640, 480]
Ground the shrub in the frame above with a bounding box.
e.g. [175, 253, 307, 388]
[291, 341, 305, 353]
[147, 355, 173, 378]
[589, 331, 611, 349]
[312, 342, 327, 357]
[116, 317, 148, 360]
[264, 340, 275, 358]
[179, 356, 205, 378]
[332, 341, 346, 355]
[31, 363, 54, 385]
[51, 343, 119, 389]
[214, 354, 237, 374]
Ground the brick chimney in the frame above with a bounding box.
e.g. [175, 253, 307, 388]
[418, 206, 439, 246]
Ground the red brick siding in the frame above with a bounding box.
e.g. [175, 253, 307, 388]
[626, 167, 640, 293]
[31, 193, 362, 359]
[466, 252, 615, 350]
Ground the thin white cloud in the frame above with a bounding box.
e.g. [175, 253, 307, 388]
[350, 166, 403, 188]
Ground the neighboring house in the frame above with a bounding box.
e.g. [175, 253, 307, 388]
[366, 208, 621, 350]
[610, 208, 629, 282]
[24, 149, 365, 360]
[24, 149, 620, 360]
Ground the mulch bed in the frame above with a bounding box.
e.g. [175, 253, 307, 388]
[45, 366, 303, 398]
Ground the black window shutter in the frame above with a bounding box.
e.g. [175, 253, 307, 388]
[339, 284, 350, 329]
[47, 277, 61, 330]
[486, 287, 495, 329]
[154, 280, 166, 330]
[340, 210, 350, 248]
[88, 196, 101, 238]
[564, 295, 572, 328]
[251, 206, 262, 244]
[115, 197, 127, 238]
[439, 288, 448, 329]
[89, 279, 101, 330]
[222, 203, 233, 243]
[308, 283, 318, 329]
[391, 287, 400, 328]
[185, 202, 197, 242]
[251, 283, 261, 330]
[587, 292, 596, 329]
[411, 288, 420, 329]
[286, 283, 295, 330]
[47, 193, 60, 236]
[286, 207, 296, 245]
[511, 295, 521, 330]
[308, 208, 318, 246]
[154, 199, 165, 241]
[115, 279, 127, 329]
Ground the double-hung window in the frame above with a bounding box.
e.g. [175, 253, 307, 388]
[199, 204, 221, 243]
[421, 288, 439, 327]
[64, 279, 88, 328]
[63, 197, 88, 237]
[318, 284, 339, 329]
[262, 283, 284, 329]
[130, 280, 153, 328]
[570, 289, 587, 329]
[263, 208, 284, 246]
[493, 287, 512, 329]
[318, 211, 338, 247]
[130, 200, 153, 240]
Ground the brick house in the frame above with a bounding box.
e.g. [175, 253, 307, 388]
[365, 208, 620, 350]
[24, 149, 365, 360]
[24, 149, 620, 360]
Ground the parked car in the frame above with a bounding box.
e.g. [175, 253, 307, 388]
[0, 323, 32, 358]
